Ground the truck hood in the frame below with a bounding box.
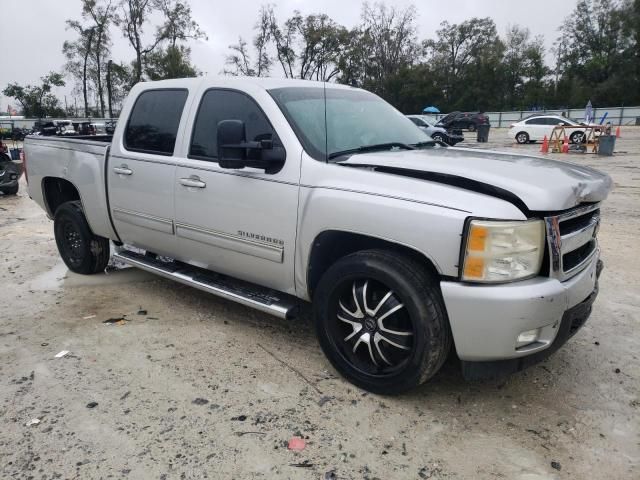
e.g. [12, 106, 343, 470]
[340, 147, 613, 212]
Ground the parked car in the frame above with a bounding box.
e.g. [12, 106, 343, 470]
[105, 120, 117, 134]
[437, 111, 490, 132]
[0, 140, 20, 195]
[25, 77, 611, 394]
[406, 115, 464, 145]
[508, 115, 587, 144]
[33, 121, 58, 136]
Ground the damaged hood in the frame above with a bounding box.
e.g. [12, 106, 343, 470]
[340, 147, 613, 212]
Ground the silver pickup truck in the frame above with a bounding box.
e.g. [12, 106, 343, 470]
[24, 77, 612, 393]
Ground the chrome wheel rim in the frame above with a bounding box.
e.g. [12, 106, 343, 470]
[517, 133, 527, 143]
[331, 279, 414, 375]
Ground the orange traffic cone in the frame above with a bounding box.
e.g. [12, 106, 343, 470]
[540, 135, 549, 153]
[562, 135, 569, 153]
[615, 126, 621, 138]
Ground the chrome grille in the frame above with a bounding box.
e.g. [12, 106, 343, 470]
[545, 204, 600, 281]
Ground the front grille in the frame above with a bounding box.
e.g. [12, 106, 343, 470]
[545, 204, 600, 281]
[563, 239, 596, 271]
[559, 208, 600, 236]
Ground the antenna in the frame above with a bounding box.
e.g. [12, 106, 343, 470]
[323, 80, 328, 163]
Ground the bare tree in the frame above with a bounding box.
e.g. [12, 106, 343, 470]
[63, 22, 95, 117]
[115, 0, 165, 84]
[224, 38, 255, 76]
[224, 5, 273, 76]
[82, 0, 114, 117]
[360, 2, 418, 93]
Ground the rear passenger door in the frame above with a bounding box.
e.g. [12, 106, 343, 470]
[108, 89, 188, 256]
[524, 118, 548, 140]
[172, 88, 300, 294]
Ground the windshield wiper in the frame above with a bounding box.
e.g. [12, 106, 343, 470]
[411, 140, 439, 148]
[328, 142, 415, 160]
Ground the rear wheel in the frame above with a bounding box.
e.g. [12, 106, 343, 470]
[467, 123, 476, 132]
[570, 131, 585, 144]
[54, 201, 110, 274]
[314, 250, 452, 394]
[516, 131, 530, 144]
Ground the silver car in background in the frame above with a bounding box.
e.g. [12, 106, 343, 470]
[406, 114, 464, 145]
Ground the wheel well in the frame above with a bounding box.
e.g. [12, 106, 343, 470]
[42, 177, 81, 216]
[307, 230, 439, 299]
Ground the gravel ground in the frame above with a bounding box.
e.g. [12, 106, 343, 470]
[0, 128, 638, 479]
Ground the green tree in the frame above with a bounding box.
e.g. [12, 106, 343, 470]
[556, 0, 629, 104]
[145, 45, 198, 79]
[425, 18, 503, 110]
[3, 73, 66, 118]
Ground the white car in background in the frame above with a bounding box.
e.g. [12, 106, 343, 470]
[508, 115, 586, 144]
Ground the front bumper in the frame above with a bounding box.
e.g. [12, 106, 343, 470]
[440, 253, 602, 368]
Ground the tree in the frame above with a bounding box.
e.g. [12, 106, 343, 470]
[82, 0, 115, 117]
[357, 2, 418, 94]
[502, 26, 548, 109]
[63, 22, 95, 117]
[557, 0, 629, 104]
[224, 5, 273, 76]
[3, 73, 66, 118]
[145, 45, 199, 79]
[157, 0, 207, 48]
[115, 0, 163, 84]
[425, 18, 503, 110]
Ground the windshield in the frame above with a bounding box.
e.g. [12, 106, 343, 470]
[419, 115, 438, 126]
[269, 86, 429, 161]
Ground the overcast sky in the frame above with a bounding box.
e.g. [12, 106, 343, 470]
[0, 0, 578, 111]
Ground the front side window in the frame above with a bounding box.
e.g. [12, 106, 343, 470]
[124, 89, 188, 155]
[189, 89, 279, 161]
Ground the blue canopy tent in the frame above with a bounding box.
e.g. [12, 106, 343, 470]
[422, 106, 440, 114]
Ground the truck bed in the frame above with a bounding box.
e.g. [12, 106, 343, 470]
[24, 134, 118, 241]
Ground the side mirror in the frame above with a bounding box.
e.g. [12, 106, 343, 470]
[217, 120, 247, 169]
[217, 119, 286, 173]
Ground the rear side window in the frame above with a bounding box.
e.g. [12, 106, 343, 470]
[525, 118, 545, 125]
[124, 89, 188, 155]
[189, 89, 279, 161]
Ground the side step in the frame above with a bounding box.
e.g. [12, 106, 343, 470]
[113, 249, 298, 319]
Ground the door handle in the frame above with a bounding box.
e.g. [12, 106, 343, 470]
[179, 177, 206, 188]
[113, 166, 133, 175]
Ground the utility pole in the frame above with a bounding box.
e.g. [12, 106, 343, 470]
[107, 60, 113, 119]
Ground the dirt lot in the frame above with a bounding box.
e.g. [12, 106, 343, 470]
[1, 128, 638, 480]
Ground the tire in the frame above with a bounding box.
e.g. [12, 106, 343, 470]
[54, 201, 110, 274]
[467, 123, 476, 132]
[314, 249, 452, 394]
[570, 131, 585, 144]
[516, 131, 530, 144]
[0, 184, 18, 195]
[431, 133, 445, 143]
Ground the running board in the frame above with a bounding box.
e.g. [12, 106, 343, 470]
[113, 249, 298, 319]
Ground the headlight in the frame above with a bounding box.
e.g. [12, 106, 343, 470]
[461, 219, 545, 283]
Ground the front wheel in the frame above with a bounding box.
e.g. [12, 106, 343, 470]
[467, 123, 476, 132]
[431, 133, 445, 144]
[314, 250, 452, 394]
[54, 201, 110, 274]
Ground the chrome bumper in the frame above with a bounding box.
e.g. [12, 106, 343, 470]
[441, 251, 601, 362]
